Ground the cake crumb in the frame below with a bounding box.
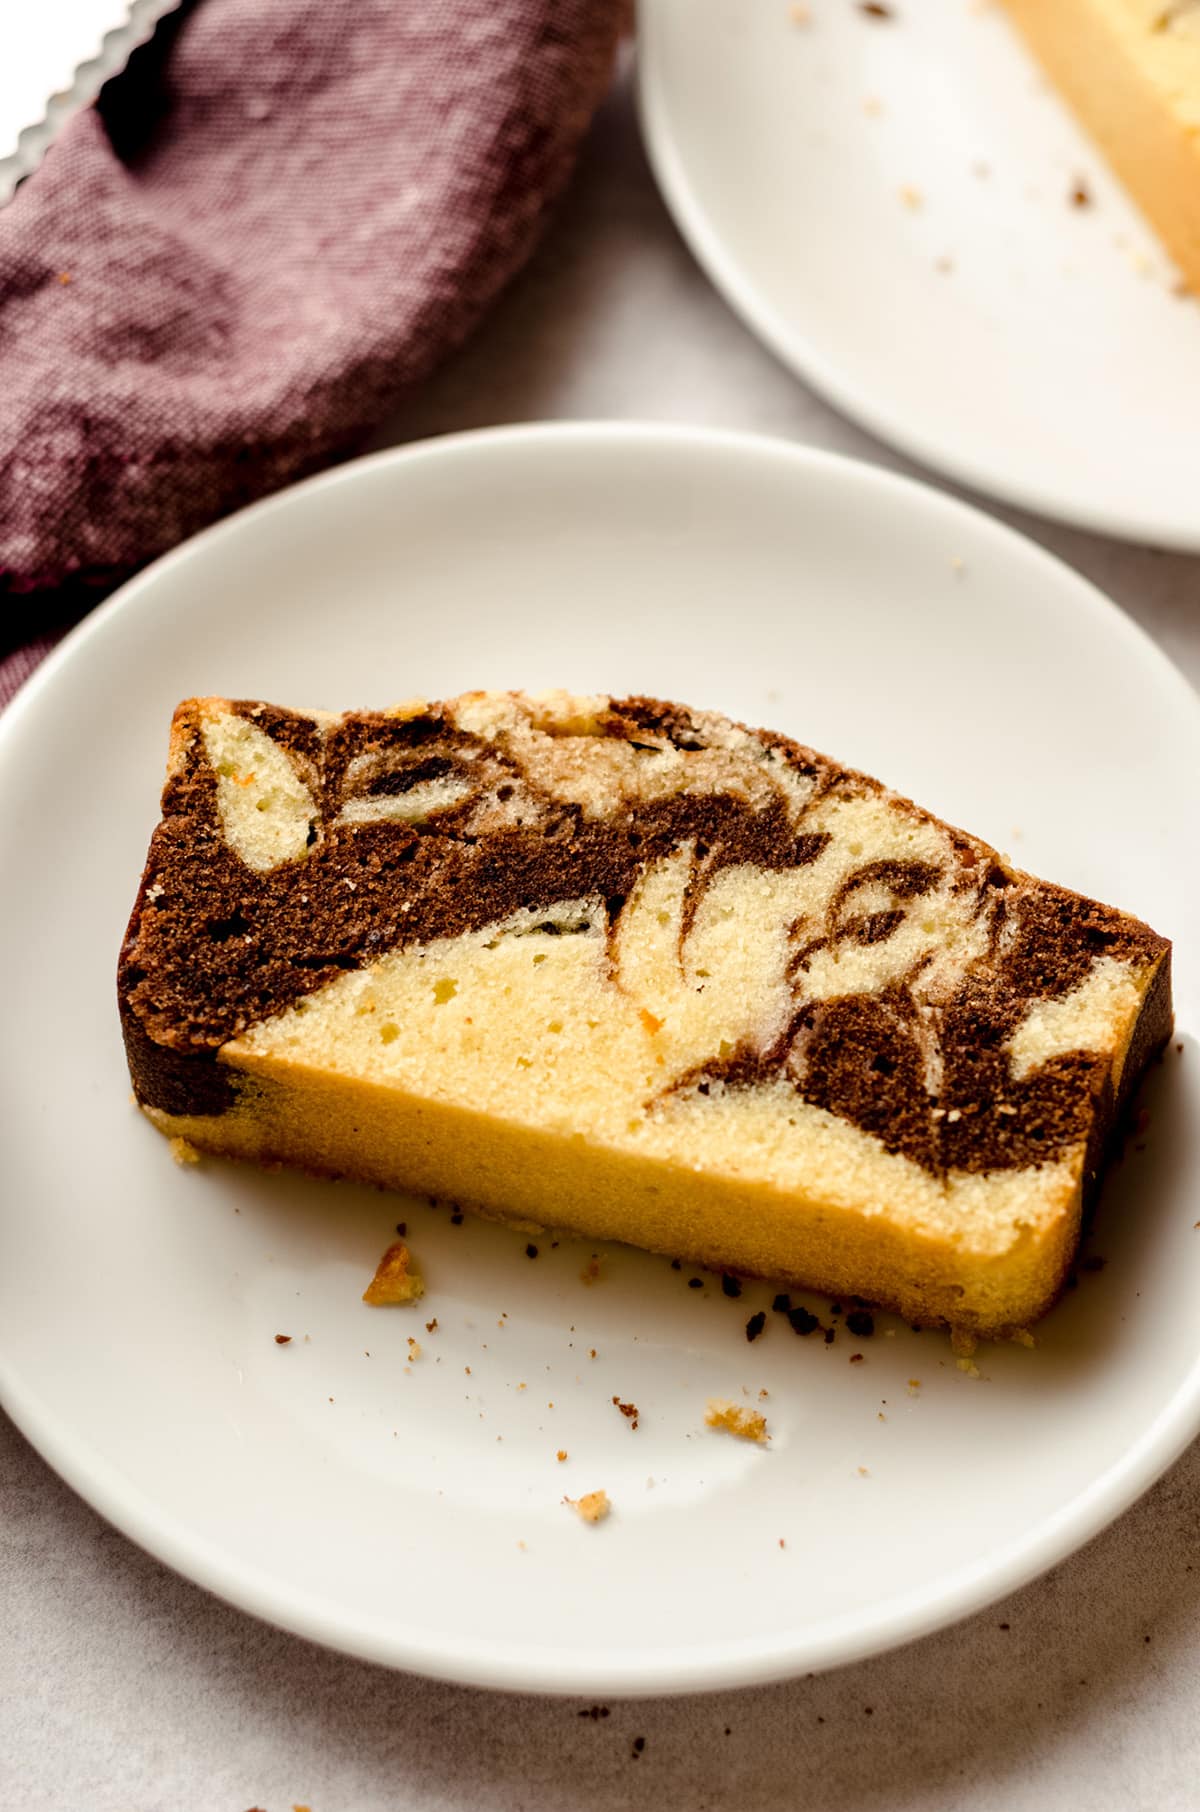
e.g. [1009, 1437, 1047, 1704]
[908, 1378, 922, 1395]
[362, 1240, 425, 1305]
[857, 1466, 870, 1476]
[862, 94, 884, 116]
[425, 1318, 438, 1333]
[956, 1357, 981, 1378]
[581, 1255, 604, 1285]
[1070, 180, 1091, 208]
[557, 1450, 568, 1462]
[950, 1328, 977, 1359]
[565, 1489, 611, 1524]
[706, 1399, 769, 1443]
[858, 1, 894, 16]
[788, 2, 811, 21]
[1011, 1328, 1035, 1348]
[613, 1396, 640, 1430]
[169, 1136, 200, 1166]
[406, 1337, 423, 1360]
[899, 184, 923, 211]
[274, 1334, 291, 1345]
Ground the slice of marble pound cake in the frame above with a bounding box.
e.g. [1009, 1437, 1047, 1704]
[119, 692, 1172, 1337]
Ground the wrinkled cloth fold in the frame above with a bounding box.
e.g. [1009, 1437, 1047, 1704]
[0, 0, 620, 703]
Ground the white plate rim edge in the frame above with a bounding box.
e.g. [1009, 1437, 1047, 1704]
[1, 419, 1198, 1697]
[635, 23, 1200, 555]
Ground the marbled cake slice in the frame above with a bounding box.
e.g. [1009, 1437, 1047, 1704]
[119, 692, 1172, 1336]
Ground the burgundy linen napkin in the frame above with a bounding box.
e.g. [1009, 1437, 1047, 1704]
[0, 0, 621, 707]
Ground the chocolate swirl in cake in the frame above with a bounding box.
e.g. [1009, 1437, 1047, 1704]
[119, 692, 1169, 1176]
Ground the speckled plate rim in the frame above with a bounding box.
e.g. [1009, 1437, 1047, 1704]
[1, 422, 1198, 1697]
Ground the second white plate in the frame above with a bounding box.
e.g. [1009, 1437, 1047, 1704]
[640, 0, 1200, 548]
[0, 425, 1197, 1696]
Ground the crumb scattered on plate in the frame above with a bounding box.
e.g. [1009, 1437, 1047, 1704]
[565, 1489, 611, 1524]
[362, 1240, 425, 1305]
[169, 1136, 200, 1166]
[705, 1399, 769, 1443]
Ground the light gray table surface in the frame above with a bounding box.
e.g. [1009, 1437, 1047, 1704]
[4, 67, 1199, 1812]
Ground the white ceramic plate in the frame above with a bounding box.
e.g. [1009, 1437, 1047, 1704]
[1, 424, 1197, 1697]
[639, 0, 1200, 549]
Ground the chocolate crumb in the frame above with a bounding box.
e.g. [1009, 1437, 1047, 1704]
[274, 1334, 292, 1345]
[999, 1622, 1010, 1631]
[846, 1309, 875, 1337]
[612, 1396, 640, 1429]
[772, 1293, 792, 1313]
[670, 1257, 682, 1269]
[632, 1737, 646, 1759]
[688, 1277, 704, 1290]
[425, 1318, 438, 1332]
[788, 1305, 820, 1336]
[526, 1243, 539, 1258]
[824, 1328, 835, 1345]
[450, 1210, 464, 1225]
[1080, 1255, 1107, 1273]
[746, 1311, 767, 1343]
[721, 1274, 743, 1299]
[1071, 180, 1091, 208]
[849, 1352, 864, 1364]
[395, 1221, 407, 1236]
[858, 1, 894, 15]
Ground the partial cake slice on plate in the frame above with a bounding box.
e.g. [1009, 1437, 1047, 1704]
[118, 691, 1172, 1338]
[1001, 0, 1200, 292]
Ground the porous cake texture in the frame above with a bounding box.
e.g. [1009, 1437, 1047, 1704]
[1002, 0, 1200, 292]
[119, 692, 1172, 1337]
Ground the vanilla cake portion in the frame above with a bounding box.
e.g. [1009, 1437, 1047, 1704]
[1002, 0, 1200, 292]
[118, 692, 1172, 1337]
